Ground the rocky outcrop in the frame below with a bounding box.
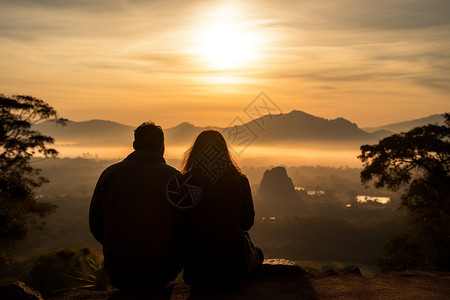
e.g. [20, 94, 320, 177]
[0, 281, 44, 300]
[322, 265, 362, 276]
[51, 259, 316, 300]
[49, 260, 450, 300]
[257, 166, 304, 216]
[258, 166, 297, 201]
[310, 270, 450, 299]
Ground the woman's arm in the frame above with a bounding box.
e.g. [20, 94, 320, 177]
[239, 176, 255, 231]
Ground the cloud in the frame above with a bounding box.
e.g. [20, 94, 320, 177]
[410, 77, 450, 93]
[271, 0, 450, 31]
[0, 0, 449, 127]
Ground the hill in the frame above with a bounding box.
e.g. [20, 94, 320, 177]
[33, 111, 445, 150]
[164, 122, 208, 145]
[242, 110, 378, 144]
[362, 114, 444, 133]
[34, 110, 388, 148]
[34, 119, 134, 146]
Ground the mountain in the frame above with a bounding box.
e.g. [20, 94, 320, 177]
[164, 122, 207, 145]
[34, 119, 134, 146]
[33, 111, 444, 148]
[35, 110, 378, 147]
[362, 114, 444, 133]
[240, 110, 375, 144]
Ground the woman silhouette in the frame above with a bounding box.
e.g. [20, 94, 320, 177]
[180, 130, 263, 288]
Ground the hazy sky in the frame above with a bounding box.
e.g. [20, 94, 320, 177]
[1, 0, 449, 128]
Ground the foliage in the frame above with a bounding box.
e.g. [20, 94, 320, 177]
[377, 234, 425, 272]
[359, 113, 450, 271]
[0, 94, 66, 264]
[251, 216, 407, 264]
[25, 248, 108, 297]
[0, 255, 36, 286]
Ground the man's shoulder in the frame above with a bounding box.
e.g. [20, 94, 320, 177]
[93, 161, 122, 183]
[102, 158, 179, 176]
[154, 162, 180, 181]
[162, 163, 180, 173]
[102, 160, 124, 174]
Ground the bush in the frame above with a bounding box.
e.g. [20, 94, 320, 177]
[377, 234, 426, 273]
[25, 248, 108, 297]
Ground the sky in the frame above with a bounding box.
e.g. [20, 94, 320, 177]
[1, 0, 449, 128]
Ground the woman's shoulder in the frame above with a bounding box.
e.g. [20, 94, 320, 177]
[186, 169, 249, 187]
[237, 173, 249, 183]
[218, 172, 249, 186]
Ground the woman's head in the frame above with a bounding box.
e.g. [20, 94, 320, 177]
[181, 130, 241, 179]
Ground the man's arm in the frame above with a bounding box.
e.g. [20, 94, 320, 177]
[89, 173, 107, 244]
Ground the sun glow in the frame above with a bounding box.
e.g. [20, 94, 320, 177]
[193, 4, 262, 70]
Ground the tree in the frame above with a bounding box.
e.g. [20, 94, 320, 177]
[0, 94, 66, 264]
[358, 113, 450, 271]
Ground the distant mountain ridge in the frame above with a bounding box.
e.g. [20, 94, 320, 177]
[243, 110, 372, 143]
[362, 114, 444, 133]
[34, 119, 135, 146]
[34, 111, 444, 147]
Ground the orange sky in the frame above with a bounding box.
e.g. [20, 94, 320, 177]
[1, 0, 449, 128]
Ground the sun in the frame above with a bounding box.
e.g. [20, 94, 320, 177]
[193, 5, 262, 70]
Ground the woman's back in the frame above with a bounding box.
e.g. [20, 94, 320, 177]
[179, 130, 259, 287]
[182, 172, 255, 286]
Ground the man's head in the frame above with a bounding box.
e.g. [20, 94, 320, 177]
[133, 122, 165, 155]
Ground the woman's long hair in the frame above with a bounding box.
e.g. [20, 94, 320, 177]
[180, 130, 241, 179]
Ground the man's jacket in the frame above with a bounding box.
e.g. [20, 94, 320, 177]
[89, 149, 181, 289]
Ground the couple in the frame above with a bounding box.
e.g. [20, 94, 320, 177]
[89, 121, 263, 291]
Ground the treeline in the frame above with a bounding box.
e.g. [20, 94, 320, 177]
[250, 216, 408, 265]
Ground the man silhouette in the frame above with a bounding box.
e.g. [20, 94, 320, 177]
[89, 122, 181, 290]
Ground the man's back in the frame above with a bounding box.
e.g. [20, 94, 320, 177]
[89, 149, 181, 290]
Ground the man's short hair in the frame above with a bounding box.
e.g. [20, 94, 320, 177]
[133, 122, 164, 151]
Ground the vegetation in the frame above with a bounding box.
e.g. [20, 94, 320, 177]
[0, 247, 108, 297]
[0, 94, 66, 264]
[359, 113, 450, 271]
[26, 248, 107, 297]
[377, 234, 425, 273]
[251, 216, 407, 265]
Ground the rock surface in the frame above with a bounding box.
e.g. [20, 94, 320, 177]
[50, 260, 450, 300]
[0, 281, 44, 300]
[310, 270, 450, 300]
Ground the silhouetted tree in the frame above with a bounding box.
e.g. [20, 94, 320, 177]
[0, 94, 66, 264]
[358, 113, 450, 271]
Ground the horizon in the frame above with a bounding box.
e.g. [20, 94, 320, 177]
[1, 0, 450, 128]
[34, 109, 445, 166]
[38, 109, 444, 130]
